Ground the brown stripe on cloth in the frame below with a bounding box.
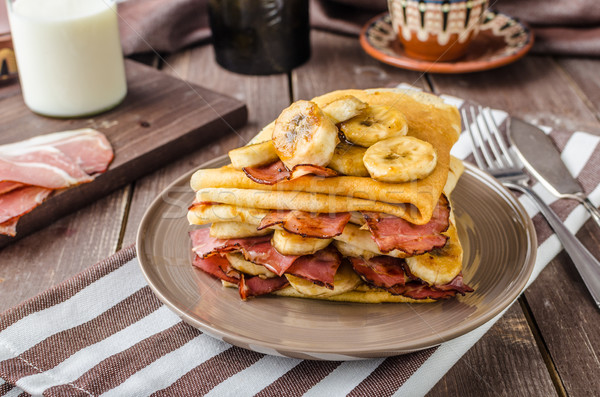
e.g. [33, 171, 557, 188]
[254, 360, 342, 397]
[0, 245, 136, 333]
[347, 348, 437, 397]
[0, 383, 14, 396]
[533, 213, 554, 245]
[548, 129, 570, 152]
[47, 322, 200, 396]
[0, 285, 160, 380]
[17, 392, 30, 397]
[151, 346, 264, 396]
[576, 146, 600, 194]
[549, 199, 579, 222]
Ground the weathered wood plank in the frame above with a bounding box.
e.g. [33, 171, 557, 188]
[293, 30, 426, 99]
[556, 57, 600, 120]
[429, 304, 558, 397]
[429, 55, 600, 397]
[294, 31, 553, 396]
[121, 46, 290, 246]
[0, 187, 129, 311]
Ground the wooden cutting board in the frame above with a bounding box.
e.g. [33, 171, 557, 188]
[0, 59, 247, 247]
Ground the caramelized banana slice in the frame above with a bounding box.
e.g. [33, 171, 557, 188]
[272, 100, 338, 169]
[321, 95, 367, 124]
[284, 262, 361, 297]
[328, 142, 369, 177]
[272, 229, 332, 256]
[363, 136, 437, 182]
[339, 105, 407, 147]
[229, 141, 279, 170]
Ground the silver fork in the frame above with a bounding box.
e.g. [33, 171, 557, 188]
[463, 105, 600, 309]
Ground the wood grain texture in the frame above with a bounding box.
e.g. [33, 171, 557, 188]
[0, 187, 129, 311]
[120, 45, 290, 246]
[430, 55, 600, 397]
[428, 304, 557, 397]
[293, 30, 427, 100]
[0, 60, 246, 247]
[556, 57, 600, 120]
[291, 31, 552, 396]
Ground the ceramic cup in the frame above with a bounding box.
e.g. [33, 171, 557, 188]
[388, 0, 489, 62]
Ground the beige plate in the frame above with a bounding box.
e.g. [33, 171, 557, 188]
[136, 156, 536, 360]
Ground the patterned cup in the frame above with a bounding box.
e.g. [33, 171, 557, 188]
[388, 0, 489, 62]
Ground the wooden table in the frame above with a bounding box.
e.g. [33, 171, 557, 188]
[1, 30, 599, 396]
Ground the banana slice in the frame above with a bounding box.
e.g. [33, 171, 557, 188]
[272, 100, 338, 169]
[284, 262, 362, 297]
[334, 223, 407, 258]
[321, 95, 367, 124]
[339, 105, 407, 147]
[272, 229, 332, 256]
[363, 135, 437, 183]
[210, 221, 271, 239]
[187, 203, 269, 226]
[229, 141, 279, 170]
[226, 253, 277, 278]
[405, 220, 461, 285]
[333, 240, 377, 260]
[328, 142, 369, 177]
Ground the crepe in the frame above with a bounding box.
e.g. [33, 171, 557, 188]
[192, 88, 460, 225]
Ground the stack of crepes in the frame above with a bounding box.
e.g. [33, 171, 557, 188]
[0, 129, 113, 236]
[188, 88, 473, 302]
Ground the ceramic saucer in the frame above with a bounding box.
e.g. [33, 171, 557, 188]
[360, 11, 534, 74]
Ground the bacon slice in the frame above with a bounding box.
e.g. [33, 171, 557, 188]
[258, 210, 351, 238]
[349, 256, 407, 289]
[362, 196, 451, 255]
[243, 160, 337, 185]
[0, 218, 19, 237]
[190, 228, 298, 276]
[0, 182, 24, 195]
[285, 247, 342, 289]
[192, 254, 241, 284]
[239, 275, 289, 300]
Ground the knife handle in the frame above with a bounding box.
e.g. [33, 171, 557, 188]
[581, 198, 600, 230]
[505, 182, 600, 310]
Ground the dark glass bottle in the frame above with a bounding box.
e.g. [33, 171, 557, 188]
[208, 0, 310, 75]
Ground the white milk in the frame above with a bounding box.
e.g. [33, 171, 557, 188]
[8, 0, 127, 117]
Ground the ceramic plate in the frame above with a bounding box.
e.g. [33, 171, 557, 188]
[137, 157, 536, 360]
[360, 11, 534, 74]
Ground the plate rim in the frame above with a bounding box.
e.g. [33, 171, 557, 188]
[359, 11, 535, 74]
[136, 156, 537, 358]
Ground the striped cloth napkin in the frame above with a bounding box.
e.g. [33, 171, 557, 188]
[1, 98, 599, 397]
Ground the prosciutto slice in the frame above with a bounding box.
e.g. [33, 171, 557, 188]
[362, 195, 451, 255]
[285, 246, 342, 289]
[239, 275, 289, 300]
[388, 274, 474, 300]
[258, 210, 351, 238]
[192, 254, 241, 284]
[349, 256, 407, 289]
[243, 160, 337, 185]
[0, 129, 114, 236]
[190, 228, 299, 276]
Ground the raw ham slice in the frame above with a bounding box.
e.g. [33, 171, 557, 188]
[349, 256, 407, 289]
[362, 195, 451, 255]
[0, 186, 52, 236]
[190, 228, 299, 276]
[258, 210, 351, 238]
[243, 160, 337, 185]
[239, 275, 289, 300]
[388, 274, 473, 300]
[0, 182, 24, 195]
[192, 254, 240, 284]
[285, 247, 342, 289]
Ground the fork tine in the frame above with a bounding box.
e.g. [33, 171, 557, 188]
[478, 106, 509, 168]
[482, 107, 516, 168]
[461, 107, 486, 169]
[469, 106, 497, 168]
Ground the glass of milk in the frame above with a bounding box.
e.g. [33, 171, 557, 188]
[7, 0, 127, 117]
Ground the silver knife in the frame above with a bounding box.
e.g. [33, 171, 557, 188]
[509, 118, 600, 229]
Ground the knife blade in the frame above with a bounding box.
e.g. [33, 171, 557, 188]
[508, 117, 600, 229]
